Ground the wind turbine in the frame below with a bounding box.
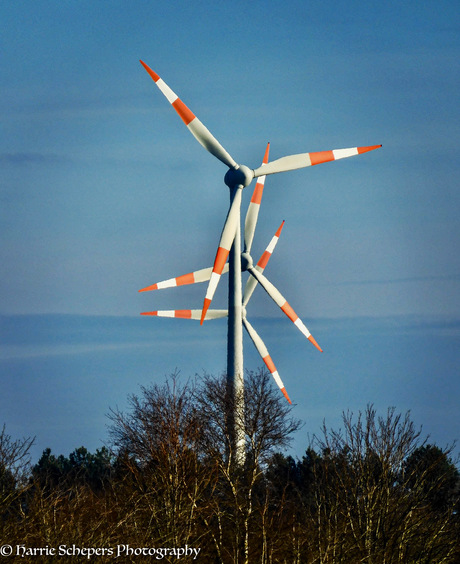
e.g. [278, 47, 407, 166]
[140, 142, 315, 405]
[138, 60, 381, 460]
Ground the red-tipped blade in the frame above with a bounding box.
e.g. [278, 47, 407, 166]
[243, 220, 285, 307]
[200, 298, 212, 325]
[140, 60, 160, 83]
[243, 318, 292, 403]
[141, 309, 227, 320]
[200, 188, 242, 324]
[139, 264, 229, 292]
[358, 145, 382, 154]
[308, 334, 323, 353]
[255, 220, 284, 271]
[140, 61, 238, 169]
[244, 142, 270, 253]
[248, 267, 322, 352]
[253, 144, 382, 177]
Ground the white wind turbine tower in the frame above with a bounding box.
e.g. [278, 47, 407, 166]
[138, 60, 381, 463]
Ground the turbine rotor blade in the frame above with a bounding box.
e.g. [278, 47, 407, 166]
[243, 220, 285, 306]
[141, 309, 227, 320]
[140, 61, 238, 169]
[243, 318, 291, 404]
[139, 264, 229, 292]
[248, 267, 323, 352]
[244, 142, 270, 253]
[201, 187, 243, 324]
[253, 145, 382, 177]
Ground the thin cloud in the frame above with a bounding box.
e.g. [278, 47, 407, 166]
[0, 341, 153, 361]
[328, 274, 460, 287]
[0, 153, 67, 165]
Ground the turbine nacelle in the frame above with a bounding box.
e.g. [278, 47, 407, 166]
[224, 165, 254, 189]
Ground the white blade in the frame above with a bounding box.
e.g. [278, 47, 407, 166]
[243, 220, 285, 306]
[244, 142, 270, 254]
[243, 317, 291, 404]
[140, 61, 238, 169]
[139, 264, 229, 293]
[253, 145, 382, 177]
[141, 309, 227, 320]
[201, 187, 243, 324]
[247, 267, 323, 352]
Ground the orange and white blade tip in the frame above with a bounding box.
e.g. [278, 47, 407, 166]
[281, 387, 292, 404]
[275, 220, 285, 237]
[140, 60, 160, 82]
[263, 142, 270, 164]
[308, 334, 323, 353]
[139, 285, 155, 293]
[139, 283, 157, 292]
[200, 298, 211, 325]
[358, 144, 382, 153]
[140, 310, 192, 318]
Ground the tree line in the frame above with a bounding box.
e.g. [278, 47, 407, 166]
[0, 370, 458, 563]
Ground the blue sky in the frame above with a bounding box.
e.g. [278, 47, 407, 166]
[1, 1, 459, 461]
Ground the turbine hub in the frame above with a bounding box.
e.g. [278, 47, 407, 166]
[224, 165, 253, 188]
[241, 252, 253, 272]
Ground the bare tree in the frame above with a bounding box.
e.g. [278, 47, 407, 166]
[0, 424, 34, 484]
[108, 369, 301, 563]
[0, 425, 34, 514]
[308, 405, 459, 563]
[196, 369, 302, 564]
[108, 373, 215, 552]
